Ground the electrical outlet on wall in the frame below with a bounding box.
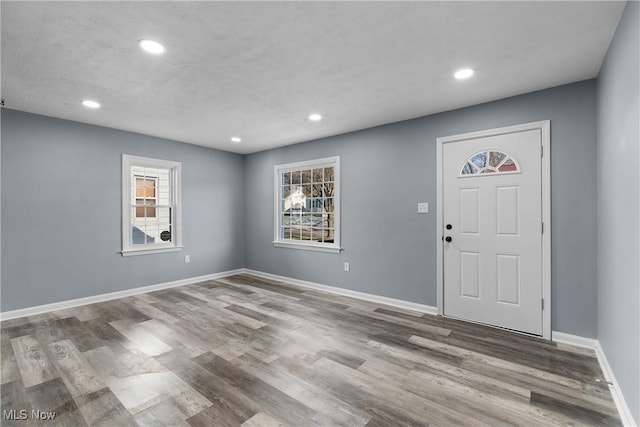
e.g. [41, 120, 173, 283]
[344, 262, 350, 272]
[184, 255, 190, 263]
[417, 202, 429, 213]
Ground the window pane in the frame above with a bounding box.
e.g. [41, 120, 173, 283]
[498, 158, 518, 172]
[325, 212, 335, 229]
[324, 167, 334, 181]
[282, 185, 291, 198]
[489, 151, 506, 167]
[283, 172, 291, 185]
[144, 186, 155, 198]
[310, 228, 322, 242]
[300, 227, 312, 240]
[132, 225, 155, 245]
[135, 177, 156, 194]
[461, 162, 474, 175]
[308, 214, 321, 227]
[156, 207, 171, 223]
[291, 171, 301, 184]
[308, 199, 321, 212]
[323, 198, 335, 214]
[135, 182, 145, 197]
[135, 201, 156, 218]
[302, 184, 312, 197]
[291, 228, 301, 240]
[325, 181, 335, 197]
[312, 169, 323, 183]
[302, 169, 311, 184]
[471, 152, 486, 169]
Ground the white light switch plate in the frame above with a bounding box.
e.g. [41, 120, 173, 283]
[417, 202, 429, 213]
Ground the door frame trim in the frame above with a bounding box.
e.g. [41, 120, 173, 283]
[436, 120, 551, 339]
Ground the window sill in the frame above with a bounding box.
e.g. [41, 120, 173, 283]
[273, 241, 342, 253]
[121, 246, 183, 257]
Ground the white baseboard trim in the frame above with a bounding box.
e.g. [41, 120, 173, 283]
[553, 331, 637, 426]
[594, 341, 638, 426]
[243, 269, 438, 315]
[552, 331, 599, 349]
[0, 269, 244, 321]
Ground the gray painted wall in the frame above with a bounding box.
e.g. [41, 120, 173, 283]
[1, 109, 245, 312]
[2, 82, 601, 340]
[245, 80, 599, 338]
[597, 1, 640, 423]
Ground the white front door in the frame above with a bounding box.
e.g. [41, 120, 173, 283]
[442, 127, 544, 335]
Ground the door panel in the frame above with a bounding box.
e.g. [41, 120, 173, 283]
[496, 186, 519, 235]
[460, 252, 480, 298]
[443, 129, 542, 335]
[496, 254, 520, 305]
[460, 189, 480, 233]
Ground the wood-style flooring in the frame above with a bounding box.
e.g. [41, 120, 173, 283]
[1, 274, 620, 426]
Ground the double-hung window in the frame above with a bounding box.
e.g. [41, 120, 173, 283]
[274, 157, 340, 253]
[122, 154, 182, 256]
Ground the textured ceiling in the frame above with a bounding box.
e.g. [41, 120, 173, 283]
[1, 1, 625, 154]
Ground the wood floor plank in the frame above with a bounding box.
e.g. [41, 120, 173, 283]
[424, 353, 532, 400]
[135, 399, 191, 427]
[192, 352, 331, 426]
[235, 353, 373, 426]
[138, 319, 210, 358]
[1, 330, 21, 385]
[74, 387, 137, 426]
[157, 350, 262, 425]
[241, 411, 286, 427]
[125, 296, 182, 324]
[1, 381, 32, 426]
[347, 305, 452, 336]
[109, 319, 173, 356]
[10, 335, 60, 388]
[531, 391, 621, 426]
[294, 355, 484, 426]
[25, 377, 87, 426]
[1, 274, 622, 426]
[409, 333, 584, 390]
[46, 339, 105, 397]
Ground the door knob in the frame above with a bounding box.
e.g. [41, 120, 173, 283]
[446, 224, 452, 230]
[445, 236, 452, 242]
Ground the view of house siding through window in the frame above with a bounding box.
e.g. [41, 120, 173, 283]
[131, 166, 171, 245]
[281, 167, 334, 242]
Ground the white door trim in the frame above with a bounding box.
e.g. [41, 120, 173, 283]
[436, 120, 551, 339]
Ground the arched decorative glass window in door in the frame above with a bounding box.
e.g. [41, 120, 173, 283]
[459, 150, 520, 177]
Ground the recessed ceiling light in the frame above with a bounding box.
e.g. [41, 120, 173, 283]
[454, 68, 474, 80]
[82, 100, 100, 109]
[308, 114, 322, 122]
[231, 137, 242, 143]
[139, 39, 166, 54]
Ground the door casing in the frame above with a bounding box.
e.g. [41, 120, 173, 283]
[436, 120, 551, 339]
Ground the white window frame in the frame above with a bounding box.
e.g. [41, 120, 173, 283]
[273, 156, 341, 253]
[122, 154, 182, 256]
